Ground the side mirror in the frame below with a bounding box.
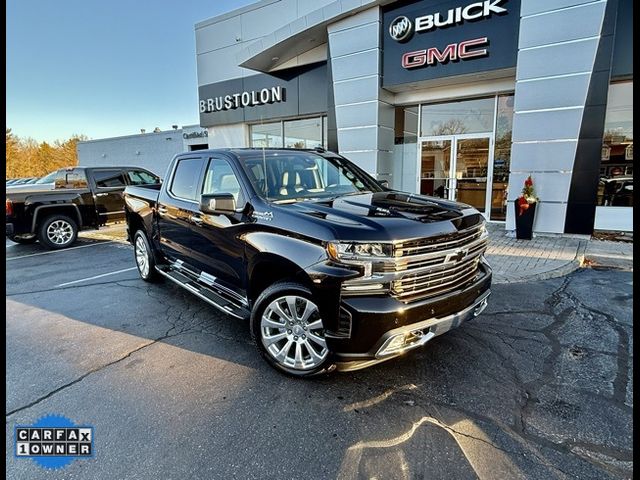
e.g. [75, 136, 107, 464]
[200, 193, 236, 215]
[378, 179, 390, 189]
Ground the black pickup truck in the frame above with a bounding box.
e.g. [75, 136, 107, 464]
[6, 166, 159, 249]
[124, 148, 491, 376]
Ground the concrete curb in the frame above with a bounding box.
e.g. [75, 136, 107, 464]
[492, 240, 588, 284]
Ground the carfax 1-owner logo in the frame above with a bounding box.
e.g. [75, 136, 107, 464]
[14, 414, 94, 469]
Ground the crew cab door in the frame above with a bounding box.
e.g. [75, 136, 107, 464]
[187, 156, 247, 294]
[156, 155, 247, 298]
[156, 156, 206, 265]
[90, 169, 128, 224]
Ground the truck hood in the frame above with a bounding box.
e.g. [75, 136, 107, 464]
[271, 191, 484, 242]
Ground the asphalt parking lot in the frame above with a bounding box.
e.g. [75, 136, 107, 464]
[5, 233, 633, 479]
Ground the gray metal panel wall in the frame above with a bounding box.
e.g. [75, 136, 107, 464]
[195, 0, 336, 86]
[328, 7, 395, 181]
[507, 0, 609, 233]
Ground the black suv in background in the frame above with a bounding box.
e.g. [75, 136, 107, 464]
[124, 149, 491, 376]
[6, 166, 159, 249]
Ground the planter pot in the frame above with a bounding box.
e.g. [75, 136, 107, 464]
[514, 200, 537, 239]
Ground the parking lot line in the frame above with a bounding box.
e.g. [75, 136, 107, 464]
[57, 267, 137, 287]
[6, 241, 117, 261]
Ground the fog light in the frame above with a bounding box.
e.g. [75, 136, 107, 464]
[377, 329, 436, 358]
[473, 298, 488, 317]
[385, 334, 407, 352]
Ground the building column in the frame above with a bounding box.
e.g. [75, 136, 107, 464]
[507, 0, 611, 234]
[327, 7, 395, 183]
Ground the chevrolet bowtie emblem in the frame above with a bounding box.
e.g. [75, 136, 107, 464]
[445, 248, 469, 263]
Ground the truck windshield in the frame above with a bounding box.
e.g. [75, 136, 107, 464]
[239, 152, 383, 204]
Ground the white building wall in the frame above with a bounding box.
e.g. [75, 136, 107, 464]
[77, 130, 184, 178]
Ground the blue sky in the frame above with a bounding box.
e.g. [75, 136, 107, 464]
[6, 0, 255, 142]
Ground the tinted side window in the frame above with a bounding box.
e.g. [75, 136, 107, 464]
[54, 169, 89, 189]
[93, 170, 126, 188]
[127, 170, 159, 185]
[202, 158, 244, 205]
[170, 158, 202, 201]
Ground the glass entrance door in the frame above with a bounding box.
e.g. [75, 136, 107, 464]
[418, 135, 492, 216]
[419, 139, 453, 200]
[455, 137, 490, 213]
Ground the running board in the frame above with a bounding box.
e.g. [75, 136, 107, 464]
[155, 266, 250, 320]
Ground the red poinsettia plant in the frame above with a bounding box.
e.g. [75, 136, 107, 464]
[517, 175, 539, 216]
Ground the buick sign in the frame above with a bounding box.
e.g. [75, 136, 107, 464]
[389, 16, 413, 42]
[388, 0, 507, 41]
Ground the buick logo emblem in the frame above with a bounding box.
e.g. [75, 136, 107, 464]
[389, 16, 413, 42]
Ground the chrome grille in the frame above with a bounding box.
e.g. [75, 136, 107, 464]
[394, 224, 485, 257]
[389, 225, 488, 303]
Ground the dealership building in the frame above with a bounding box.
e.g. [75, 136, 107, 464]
[81, 0, 633, 234]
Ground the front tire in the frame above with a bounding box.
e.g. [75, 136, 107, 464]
[37, 214, 78, 249]
[250, 282, 335, 377]
[133, 230, 160, 282]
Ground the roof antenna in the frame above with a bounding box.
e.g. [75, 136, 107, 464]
[260, 115, 268, 197]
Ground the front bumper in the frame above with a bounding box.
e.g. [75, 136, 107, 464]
[6, 222, 14, 236]
[330, 259, 492, 371]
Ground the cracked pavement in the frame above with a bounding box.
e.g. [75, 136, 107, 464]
[5, 237, 633, 479]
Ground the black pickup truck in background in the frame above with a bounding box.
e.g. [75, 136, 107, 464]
[6, 166, 159, 249]
[124, 148, 491, 376]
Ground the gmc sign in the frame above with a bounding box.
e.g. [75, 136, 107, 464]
[401, 37, 488, 69]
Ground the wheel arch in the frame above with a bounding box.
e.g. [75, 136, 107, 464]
[247, 253, 315, 306]
[31, 204, 82, 233]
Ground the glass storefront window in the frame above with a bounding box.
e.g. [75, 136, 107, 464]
[393, 106, 419, 192]
[250, 116, 327, 149]
[491, 94, 514, 220]
[392, 94, 514, 219]
[420, 97, 495, 136]
[598, 82, 633, 207]
[250, 122, 282, 148]
[284, 118, 323, 148]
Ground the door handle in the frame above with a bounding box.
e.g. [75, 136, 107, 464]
[158, 206, 168, 214]
[96, 193, 108, 197]
[190, 215, 203, 225]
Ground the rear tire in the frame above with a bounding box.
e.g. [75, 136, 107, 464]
[37, 214, 78, 249]
[250, 282, 335, 377]
[133, 230, 161, 282]
[8, 234, 37, 244]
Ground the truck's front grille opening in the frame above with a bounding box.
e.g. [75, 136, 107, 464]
[388, 224, 488, 303]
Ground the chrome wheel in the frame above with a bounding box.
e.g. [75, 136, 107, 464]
[261, 296, 328, 371]
[135, 235, 150, 278]
[46, 220, 73, 245]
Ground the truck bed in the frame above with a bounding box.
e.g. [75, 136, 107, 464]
[124, 184, 161, 203]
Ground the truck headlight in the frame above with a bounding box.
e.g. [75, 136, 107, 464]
[326, 242, 392, 261]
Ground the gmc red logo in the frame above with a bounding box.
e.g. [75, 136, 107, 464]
[401, 37, 489, 69]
